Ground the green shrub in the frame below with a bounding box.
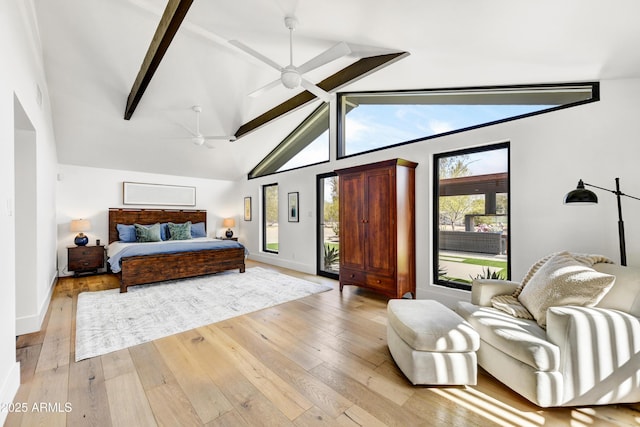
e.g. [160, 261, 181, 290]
[470, 266, 505, 281]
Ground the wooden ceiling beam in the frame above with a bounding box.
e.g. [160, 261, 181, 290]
[234, 51, 409, 139]
[124, 0, 193, 120]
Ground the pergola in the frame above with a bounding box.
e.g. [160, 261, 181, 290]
[439, 173, 508, 216]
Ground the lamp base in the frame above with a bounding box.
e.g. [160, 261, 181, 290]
[75, 233, 89, 246]
[225, 229, 234, 238]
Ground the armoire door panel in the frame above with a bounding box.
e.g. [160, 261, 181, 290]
[339, 173, 365, 270]
[365, 169, 395, 275]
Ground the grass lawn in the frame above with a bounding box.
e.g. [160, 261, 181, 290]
[461, 258, 507, 269]
[440, 254, 508, 283]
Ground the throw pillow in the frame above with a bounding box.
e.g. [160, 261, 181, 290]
[159, 223, 169, 240]
[168, 221, 192, 241]
[116, 224, 136, 242]
[190, 221, 206, 238]
[490, 294, 534, 319]
[518, 251, 615, 328]
[134, 223, 162, 242]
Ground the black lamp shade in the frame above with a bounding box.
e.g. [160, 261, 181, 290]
[564, 180, 598, 204]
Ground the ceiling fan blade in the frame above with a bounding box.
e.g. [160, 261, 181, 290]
[297, 41, 351, 75]
[248, 78, 282, 98]
[177, 121, 197, 137]
[300, 78, 331, 102]
[229, 40, 284, 72]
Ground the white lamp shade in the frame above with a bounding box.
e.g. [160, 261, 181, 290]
[222, 218, 236, 228]
[70, 219, 91, 232]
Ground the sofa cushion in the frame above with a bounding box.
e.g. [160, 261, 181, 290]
[594, 263, 640, 317]
[457, 301, 559, 372]
[387, 299, 478, 352]
[518, 252, 615, 328]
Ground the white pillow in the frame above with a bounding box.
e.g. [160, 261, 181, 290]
[518, 251, 615, 328]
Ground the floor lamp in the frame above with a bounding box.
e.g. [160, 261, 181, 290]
[564, 178, 640, 266]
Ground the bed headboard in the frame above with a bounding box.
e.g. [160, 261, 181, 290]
[108, 208, 207, 243]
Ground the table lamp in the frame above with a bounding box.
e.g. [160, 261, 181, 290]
[70, 218, 91, 246]
[223, 218, 236, 238]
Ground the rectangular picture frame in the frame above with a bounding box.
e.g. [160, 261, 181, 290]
[288, 192, 299, 222]
[123, 182, 196, 206]
[244, 196, 252, 221]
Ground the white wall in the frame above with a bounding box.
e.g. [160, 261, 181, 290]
[236, 78, 640, 307]
[0, 0, 60, 420]
[56, 164, 237, 275]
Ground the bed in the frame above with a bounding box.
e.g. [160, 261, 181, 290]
[108, 208, 245, 293]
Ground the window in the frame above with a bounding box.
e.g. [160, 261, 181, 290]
[249, 104, 329, 179]
[434, 143, 510, 290]
[339, 83, 598, 158]
[263, 183, 279, 253]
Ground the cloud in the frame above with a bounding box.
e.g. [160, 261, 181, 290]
[428, 119, 454, 134]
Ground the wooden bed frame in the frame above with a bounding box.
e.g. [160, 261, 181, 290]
[108, 208, 245, 293]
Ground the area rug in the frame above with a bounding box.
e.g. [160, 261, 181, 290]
[75, 267, 332, 361]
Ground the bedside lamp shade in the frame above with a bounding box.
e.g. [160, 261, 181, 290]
[223, 217, 235, 238]
[70, 219, 91, 246]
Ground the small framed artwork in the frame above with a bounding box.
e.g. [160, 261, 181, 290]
[244, 197, 252, 221]
[288, 192, 299, 222]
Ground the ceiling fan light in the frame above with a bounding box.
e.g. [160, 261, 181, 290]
[192, 135, 204, 146]
[281, 67, 301, 89]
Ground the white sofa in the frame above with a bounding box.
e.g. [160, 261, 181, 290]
[457, 262, 640, 407]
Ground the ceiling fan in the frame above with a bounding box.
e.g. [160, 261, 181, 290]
[177, 106, 236, 148]
[229, 15, 351, 102]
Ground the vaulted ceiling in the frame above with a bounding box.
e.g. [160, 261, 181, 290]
[34, 0, 640, 180]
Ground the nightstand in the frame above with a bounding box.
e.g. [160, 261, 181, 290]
[217, 237, 238, 241]
[68, 245, 105, 276]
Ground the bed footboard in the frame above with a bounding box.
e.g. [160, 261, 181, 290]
[118, 247, 245, 292]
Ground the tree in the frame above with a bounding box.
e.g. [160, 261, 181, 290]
[324, 176, 339, 235]
[439, 154, 476, 229]
[265, 185, 278, 225]
[439, 154, 474, 179]
[439, 195, 475, 230]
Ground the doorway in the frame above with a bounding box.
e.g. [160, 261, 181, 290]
[14, 95, 37, 333]
[317, 172, 339, 279]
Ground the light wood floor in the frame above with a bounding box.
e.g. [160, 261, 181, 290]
[7, 260, 640, 426]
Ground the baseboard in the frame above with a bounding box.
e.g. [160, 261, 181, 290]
[247, 253, 315, 275]
[15, 273, 57, 336]
[0, 361, 21, 425]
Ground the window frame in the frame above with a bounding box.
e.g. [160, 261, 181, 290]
[262, 183, 279, 254]
[433, 142, 511, 291]
[248, 103, 330, 180]
[337, 82, 599, 159]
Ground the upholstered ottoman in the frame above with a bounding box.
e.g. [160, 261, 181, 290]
[387, 299, 480, 385]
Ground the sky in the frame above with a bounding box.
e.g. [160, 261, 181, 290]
[344, 104, 552, 157]
[278, 103, 553, 172]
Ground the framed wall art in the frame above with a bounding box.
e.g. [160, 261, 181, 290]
[244, 196, 252, 221]
[123, 182, 196, 206]
[288, 192, 299, 222]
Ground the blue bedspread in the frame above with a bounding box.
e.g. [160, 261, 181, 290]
[107, 238, 245, 273]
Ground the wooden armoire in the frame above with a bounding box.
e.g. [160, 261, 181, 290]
[336, 158, 417, 299]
